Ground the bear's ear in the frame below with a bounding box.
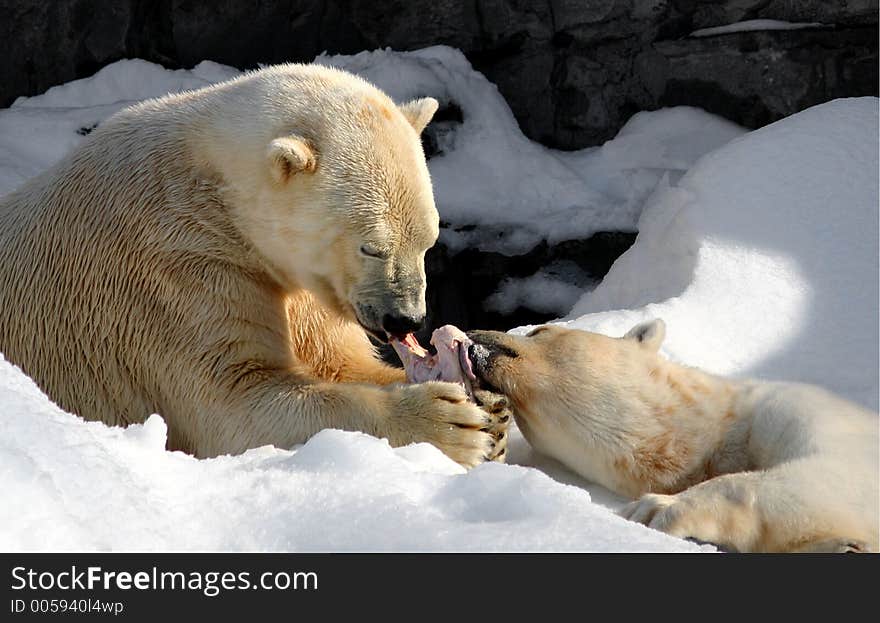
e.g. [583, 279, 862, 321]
[398, 97, 439, 134]
[624, 318, 666, 352]
[267, 135, 317, 184]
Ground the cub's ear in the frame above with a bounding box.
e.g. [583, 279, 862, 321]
[624, 318, 666, 352]
[398, 97, 439, 134]
[267, 135, 317, 183]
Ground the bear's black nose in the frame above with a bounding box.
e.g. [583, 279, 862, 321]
[382, 313, 424, 337]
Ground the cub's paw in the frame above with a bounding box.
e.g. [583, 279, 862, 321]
[473, 389, 511, 463]
[620, 493, 680, 529]
[389, 382, 500, 468]
[621, 487, 759, 552]
[620, 493, 731, 549]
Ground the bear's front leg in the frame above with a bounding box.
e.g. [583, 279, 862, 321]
[381, 382, 506, 465]
[283, 293, 511, 460]
[199, 368, 502, 468]
[285, 290, 407, 385]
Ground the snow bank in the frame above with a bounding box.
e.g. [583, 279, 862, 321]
[0, 354, 702, 552]
[566, 97, 879, 410]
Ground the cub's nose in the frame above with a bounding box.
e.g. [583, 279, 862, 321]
[382, 313, 425, 337]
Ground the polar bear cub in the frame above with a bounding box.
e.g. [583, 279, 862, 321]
[467, 320, 878, 552]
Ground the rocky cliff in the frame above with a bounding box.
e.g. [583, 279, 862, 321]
[2, 0, 876, 149]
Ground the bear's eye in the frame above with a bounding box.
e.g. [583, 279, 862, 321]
[359, 245, 387, 260]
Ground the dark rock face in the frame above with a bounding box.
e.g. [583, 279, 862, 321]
[2, 0, 876, 150]
[646, 26, 878, 134]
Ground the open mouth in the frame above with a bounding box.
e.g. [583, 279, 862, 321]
[389, 326, 478, 399]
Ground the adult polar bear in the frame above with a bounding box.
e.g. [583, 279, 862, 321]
[0, 64, 503, 465]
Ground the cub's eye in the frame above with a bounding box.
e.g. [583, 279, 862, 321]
[360, 245, 387, 259]
[527, 326, 550, 338]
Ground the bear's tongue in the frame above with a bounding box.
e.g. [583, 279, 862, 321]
[400, 333, 428, 357]
[390, 325, 476, 399]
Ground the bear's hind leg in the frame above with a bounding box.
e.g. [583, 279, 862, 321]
[621, 464, 873, 553]
[621, 471, 789, 552]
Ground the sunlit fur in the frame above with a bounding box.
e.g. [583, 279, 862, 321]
[0, 64, 498, 466]
[469, 321, 879, 552]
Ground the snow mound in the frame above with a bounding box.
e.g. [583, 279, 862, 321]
[0, 354, 703, 552]
[566, 97, 879, 410]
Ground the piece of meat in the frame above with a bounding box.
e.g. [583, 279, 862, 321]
[392, 325, 512, 463]
[391, 325, 476, 400]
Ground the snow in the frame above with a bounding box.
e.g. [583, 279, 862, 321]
[565, 97, 879, 410]
[0, 49, 876, 552]
[689, 20, 828, 38]
[485, 270, 588, 316]
[0, 354, 701, 552]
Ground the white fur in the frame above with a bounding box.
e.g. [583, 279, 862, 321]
[470, 321, 879, 552]
[620, 380, 879, 552]
[0, 64, 501, 467]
